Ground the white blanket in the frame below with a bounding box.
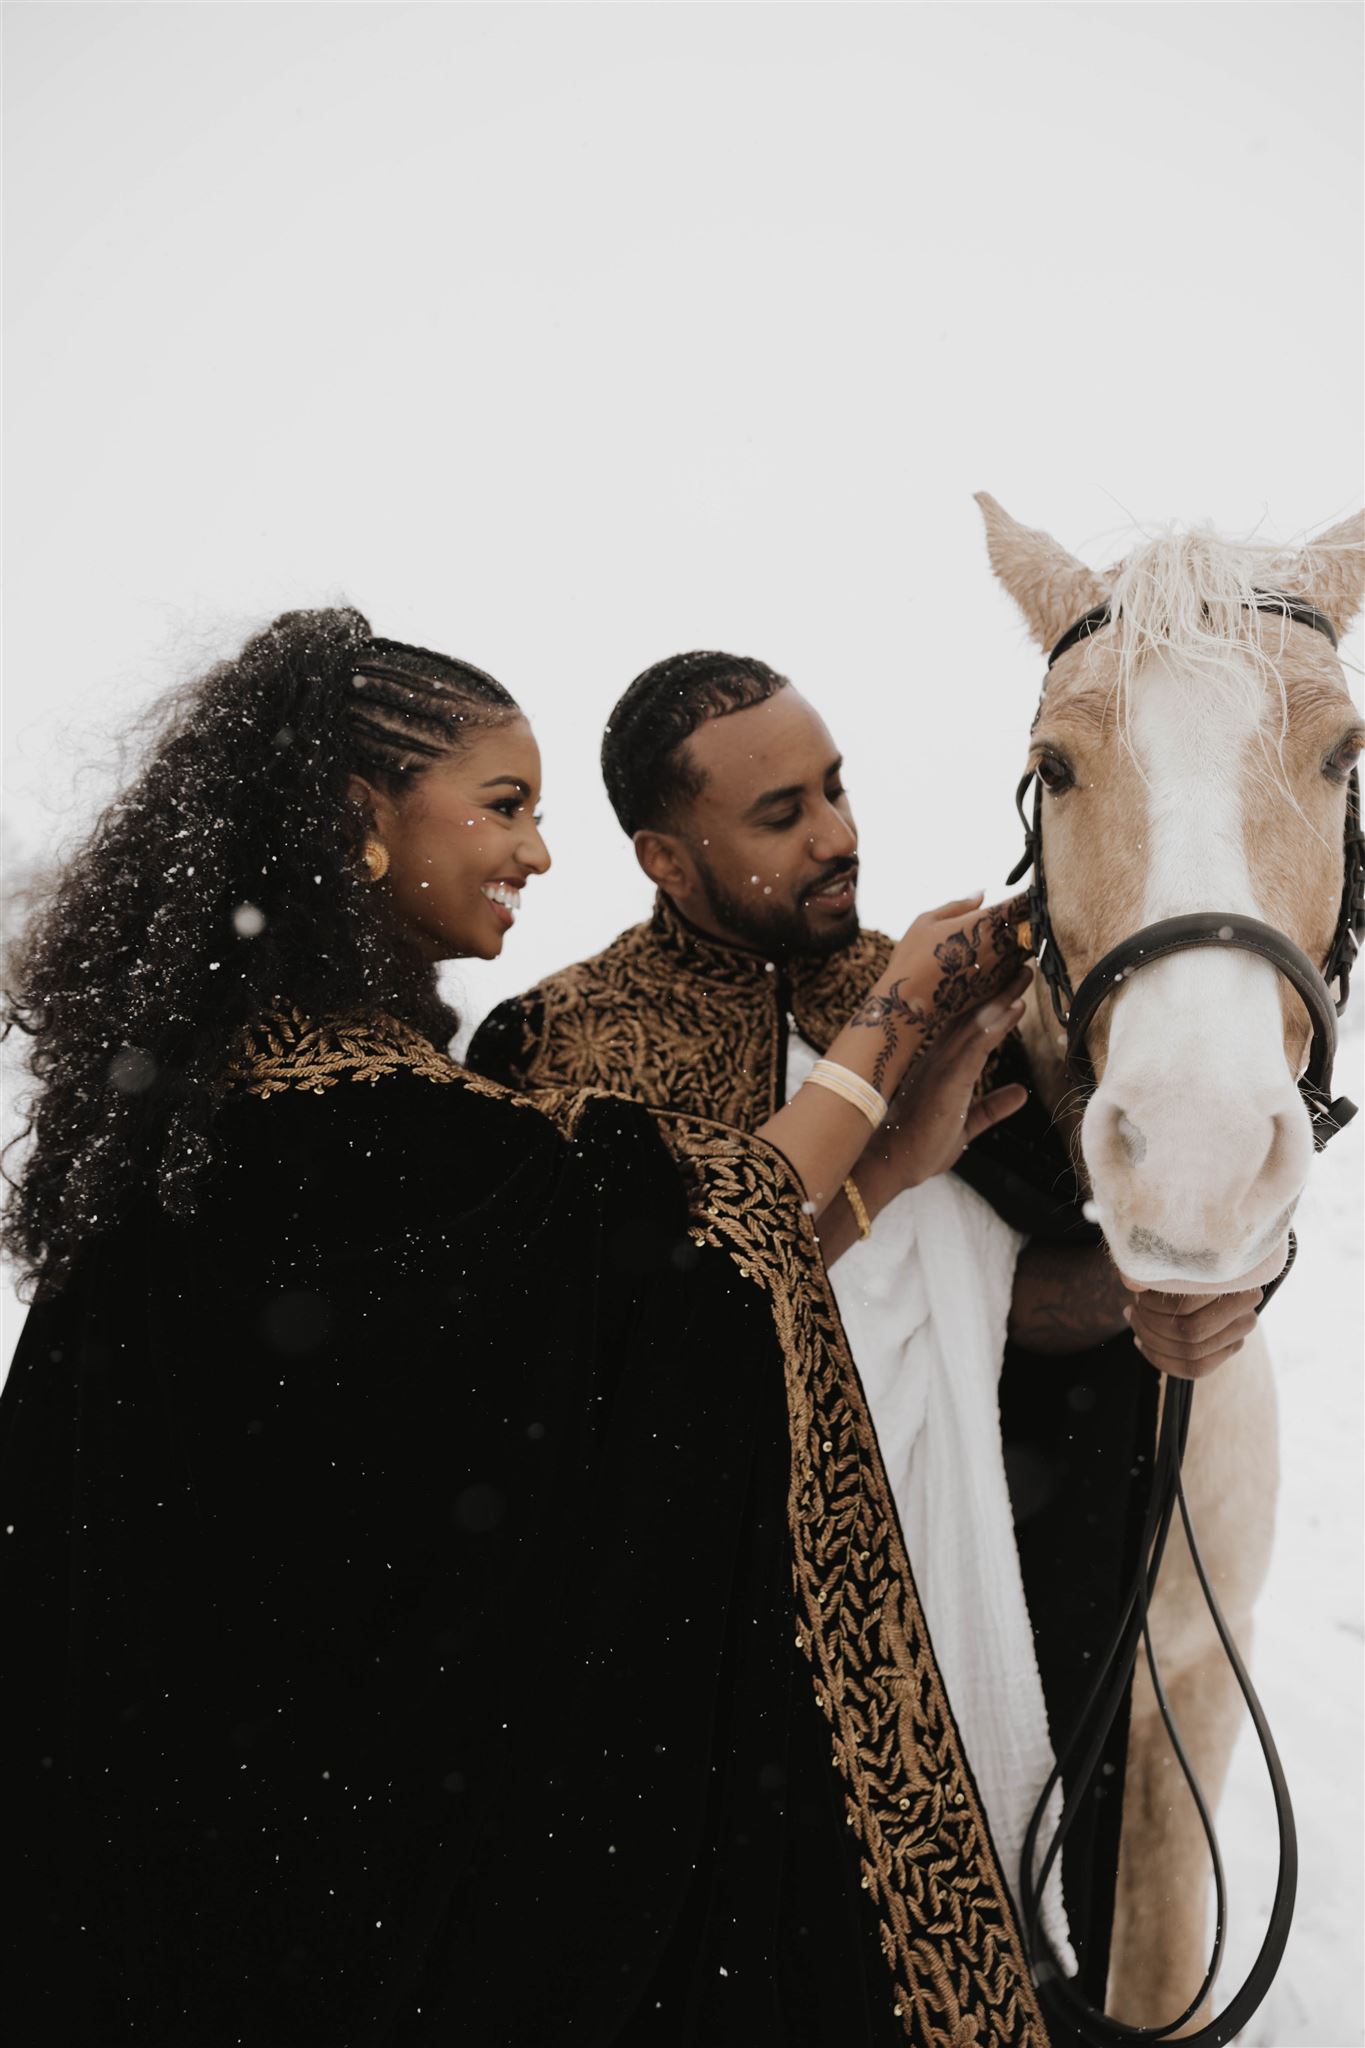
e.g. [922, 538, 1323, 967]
[786, 1035, 1074, 1969]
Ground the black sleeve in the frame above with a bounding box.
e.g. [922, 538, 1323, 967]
[464, 990, 545, 1088]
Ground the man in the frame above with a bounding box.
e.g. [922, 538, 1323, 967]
[467, 651, 1258, 2007]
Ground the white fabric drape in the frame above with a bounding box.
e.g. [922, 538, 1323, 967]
[787, 1034, 1074, 1970]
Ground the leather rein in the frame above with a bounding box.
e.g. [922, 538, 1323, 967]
[1012, 592, 1363, 2044]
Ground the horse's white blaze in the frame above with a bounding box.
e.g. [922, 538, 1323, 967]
[1082, 649, 1313, 1287]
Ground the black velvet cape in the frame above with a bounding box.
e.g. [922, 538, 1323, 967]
[2, 1033, 1049, 2048]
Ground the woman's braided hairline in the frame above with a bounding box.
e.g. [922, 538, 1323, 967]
[347, 638, 518, 787]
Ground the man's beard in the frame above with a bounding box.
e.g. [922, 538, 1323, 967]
[691, 850, 860, 960]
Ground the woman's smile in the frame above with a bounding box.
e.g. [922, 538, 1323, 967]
[481, 880, 523, 930]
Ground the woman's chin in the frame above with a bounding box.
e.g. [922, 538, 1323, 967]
[410, 901, 514, 961]
[446, 933, 503, 962]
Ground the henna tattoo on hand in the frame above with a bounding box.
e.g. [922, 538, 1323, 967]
[849, 900, 1025, 1088]
[932, 902, 1022, 1023]
[849, 978, 929, 1090]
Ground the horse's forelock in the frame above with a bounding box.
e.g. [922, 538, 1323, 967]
[1093, 527, 1339, 758]
[1106, 528, 1297, 686]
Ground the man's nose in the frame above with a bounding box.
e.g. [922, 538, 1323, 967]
[809, 803, 857, 863]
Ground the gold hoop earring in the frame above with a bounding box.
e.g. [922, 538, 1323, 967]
[362, 838, 390, 882]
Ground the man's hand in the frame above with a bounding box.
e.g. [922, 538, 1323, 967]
[1124, 1289, 1263, 1380]
[857, 970, 1030, 1208]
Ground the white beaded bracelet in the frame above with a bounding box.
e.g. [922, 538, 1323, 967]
[806, 1058, 888, 1130]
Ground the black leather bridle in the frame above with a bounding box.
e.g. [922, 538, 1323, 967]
[1008, 592, 1363, 1147]
[1012, 592, 1363, 2044]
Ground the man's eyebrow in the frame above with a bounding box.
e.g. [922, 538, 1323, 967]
[479, 776, 531, 796]
[743, 757, 843, 819]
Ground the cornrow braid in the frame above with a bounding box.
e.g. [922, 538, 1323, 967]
[601, 650, 788, 836]
[348, 639, 518, 789]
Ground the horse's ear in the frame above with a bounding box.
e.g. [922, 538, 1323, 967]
[1277, 511, 1365, 637]
[974, 492, 1108, 653]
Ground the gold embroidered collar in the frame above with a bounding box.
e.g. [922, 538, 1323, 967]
[506, 893, 892, 1129]
[220, 1006, 474, 1098]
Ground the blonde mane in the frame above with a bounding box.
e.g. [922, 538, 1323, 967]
[1105, 525, 1308, 734]
[1099, 526, 1349, 820]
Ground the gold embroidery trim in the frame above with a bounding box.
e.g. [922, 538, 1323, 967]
[641, 1112, 1050, 2048]
[220, 1006, 505, 1100]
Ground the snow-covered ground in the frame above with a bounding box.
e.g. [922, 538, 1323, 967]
[1214, 1005, 1364, 2047]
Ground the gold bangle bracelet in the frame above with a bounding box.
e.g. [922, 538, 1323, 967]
[843, 1175, 872, 1240]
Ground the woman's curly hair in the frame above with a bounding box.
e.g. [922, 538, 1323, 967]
[3, 606, 518, 1298]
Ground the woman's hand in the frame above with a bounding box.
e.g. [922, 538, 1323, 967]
[851, 893, 1030, 1092]
[758, 892, 1028, 1225]
[857, 972, 1030, 1207]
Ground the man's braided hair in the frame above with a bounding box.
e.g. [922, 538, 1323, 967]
[601, 650, 788, 836]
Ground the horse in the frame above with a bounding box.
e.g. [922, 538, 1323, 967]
[975, 493, 1364, 2030]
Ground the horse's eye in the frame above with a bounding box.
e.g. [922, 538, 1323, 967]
[1036, 753, 1075, 795]
[1324, 732, 1365, 783]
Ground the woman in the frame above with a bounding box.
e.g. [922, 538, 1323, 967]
[2, 610, 1041, 2046]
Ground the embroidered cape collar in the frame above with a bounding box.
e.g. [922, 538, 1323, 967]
[220, 1005, 472, 1098]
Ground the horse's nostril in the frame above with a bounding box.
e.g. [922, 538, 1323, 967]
[1259, 1112, 1292, 1187]
[1117, 1112, 1147, 1166]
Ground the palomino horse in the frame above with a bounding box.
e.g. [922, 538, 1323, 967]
[976, 494, 1364, 2029]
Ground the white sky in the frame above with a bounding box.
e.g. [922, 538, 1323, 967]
[3, 7, 1363, 2031]
[5, 1, 1362, 1042]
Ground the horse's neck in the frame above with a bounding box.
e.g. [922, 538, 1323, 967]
[1020, 979, 1087, 1183]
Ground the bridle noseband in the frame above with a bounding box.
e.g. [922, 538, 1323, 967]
[1007, 591, 1364, 1148]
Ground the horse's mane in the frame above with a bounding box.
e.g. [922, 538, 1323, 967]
[1101, 524, 1346, 817]
[1106, 526, 1308, 703]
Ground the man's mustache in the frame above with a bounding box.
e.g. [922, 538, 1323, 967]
[800, 858, 860, 903]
